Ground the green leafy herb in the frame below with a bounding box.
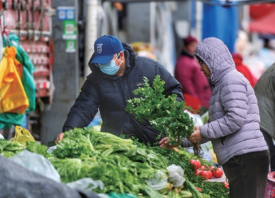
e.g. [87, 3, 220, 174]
[126, 75, 194, 145]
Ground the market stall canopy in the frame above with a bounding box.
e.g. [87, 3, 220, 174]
[102, 0, 275, 6]
[249, 4, 275, 34]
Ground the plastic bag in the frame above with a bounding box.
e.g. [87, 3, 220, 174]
[47, 146, 57, 154]
[9, 150, 60, 182]
[166, 164, 185, 187]
[184, 110, 203, 126]
[0, 46, 29, 114]
[0, 134, 4, 139]
[10, 126, 35, 145]
[67, 178, 104, 192]
[146, 170, 168, 190]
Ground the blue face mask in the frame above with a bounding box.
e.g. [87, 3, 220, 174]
[98, 56, 122, 75]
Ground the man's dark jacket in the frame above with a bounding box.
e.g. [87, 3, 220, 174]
[63, 43, 183, 136]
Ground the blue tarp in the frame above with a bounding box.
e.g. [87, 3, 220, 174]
[202, 3, 238, 53]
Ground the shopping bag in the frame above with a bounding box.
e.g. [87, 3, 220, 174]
[0, 46, 29, 114]
[10, 126, 35, 145]
[265, 172, 275, 198]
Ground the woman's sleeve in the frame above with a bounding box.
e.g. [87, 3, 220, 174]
[200, 83, 248, 139]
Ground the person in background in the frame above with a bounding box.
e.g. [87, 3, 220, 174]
[254, 63, 275, 172]
[161, 37, 269, 198]
[232, 53, 257, 87]
[258, 38, 275, 69]
[55, 35, 183, 144]
[174, 35, 211, 112]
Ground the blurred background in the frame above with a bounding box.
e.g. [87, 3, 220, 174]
[1, 0, 275, 145]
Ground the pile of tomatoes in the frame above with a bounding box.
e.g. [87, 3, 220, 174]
[190, 159, 224, 180]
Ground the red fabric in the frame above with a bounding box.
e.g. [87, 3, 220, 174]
[183, 94, 200, 113]
[249, 5, 275, 34]
[232, 53, 257, 88]
[175, 55, 211, 108]
[250, 4, 275, 20]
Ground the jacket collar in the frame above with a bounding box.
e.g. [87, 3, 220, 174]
[180, 49, 194, 58]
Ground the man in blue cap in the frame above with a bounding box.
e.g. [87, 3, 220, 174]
[55, 35, 183, 144]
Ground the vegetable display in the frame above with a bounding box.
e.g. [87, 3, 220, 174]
[0, 127, 229, 197]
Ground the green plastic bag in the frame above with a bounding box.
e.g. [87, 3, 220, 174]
[0, 114, 25, 129]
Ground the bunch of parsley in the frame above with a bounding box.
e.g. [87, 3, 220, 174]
[126, 75, 194, 145]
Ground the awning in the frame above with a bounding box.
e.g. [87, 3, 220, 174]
[102, 0, 275, 6]
[249, 4, 275, 34]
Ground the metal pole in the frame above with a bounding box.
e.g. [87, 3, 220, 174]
[150, 2, 156, 47]
[84, 0, 98, 77]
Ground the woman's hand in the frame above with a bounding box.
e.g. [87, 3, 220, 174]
[188, 126, 202, 143]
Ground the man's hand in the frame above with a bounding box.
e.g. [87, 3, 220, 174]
[159, 137, 180, 148]
[55, 133, 64, 144]
[159, 137, 169, 148]
[188, 126, 202, 143]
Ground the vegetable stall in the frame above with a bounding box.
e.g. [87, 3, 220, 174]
[0, 76, 229, 198]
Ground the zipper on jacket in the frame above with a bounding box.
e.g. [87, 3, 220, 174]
[118, 77, 127, 135]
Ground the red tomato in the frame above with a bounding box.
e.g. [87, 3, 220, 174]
[195, 187, 202, 192]
[195, 169, 201, 176]
[209, 166, 215, 171]
[200, 165, 207, 170]
[190, 159, 201, 170]
[212, 168, 223, 178]
[207, 170, 213, 179]
[200, 170, 209, 180]
[224, 182, 229, 189]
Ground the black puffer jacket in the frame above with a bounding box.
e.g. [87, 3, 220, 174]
[63, 43, 183, 136]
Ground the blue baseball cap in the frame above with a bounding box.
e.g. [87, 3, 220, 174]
[90, 35, 124, 64]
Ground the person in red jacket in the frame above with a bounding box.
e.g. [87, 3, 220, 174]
[175, 36, 211, 111]
[232, 53, 257, 87]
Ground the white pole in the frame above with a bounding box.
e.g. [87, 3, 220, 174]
[196, 1, 202, 41]
[242, 5, 249, 32]
[85, 0, 98, 77]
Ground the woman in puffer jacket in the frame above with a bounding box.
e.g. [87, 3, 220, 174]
[160, 37, 269, 198]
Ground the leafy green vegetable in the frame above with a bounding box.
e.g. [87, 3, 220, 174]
[49, 128, 166, 197]
[195, 181, 229, 198]
[52, 128, 96, 159]
[4, 141, 25, 152]
[91, 130, 133, 149]
[1, 151, 19, 158]
[0, 139, 25, 158]
[126, 75, 194, 145]
[0, 139, 10, 152]
[26, 141, 50, 158]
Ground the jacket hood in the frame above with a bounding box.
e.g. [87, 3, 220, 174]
[194, 37, 235, 85]
[88, 42, 136, 74]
